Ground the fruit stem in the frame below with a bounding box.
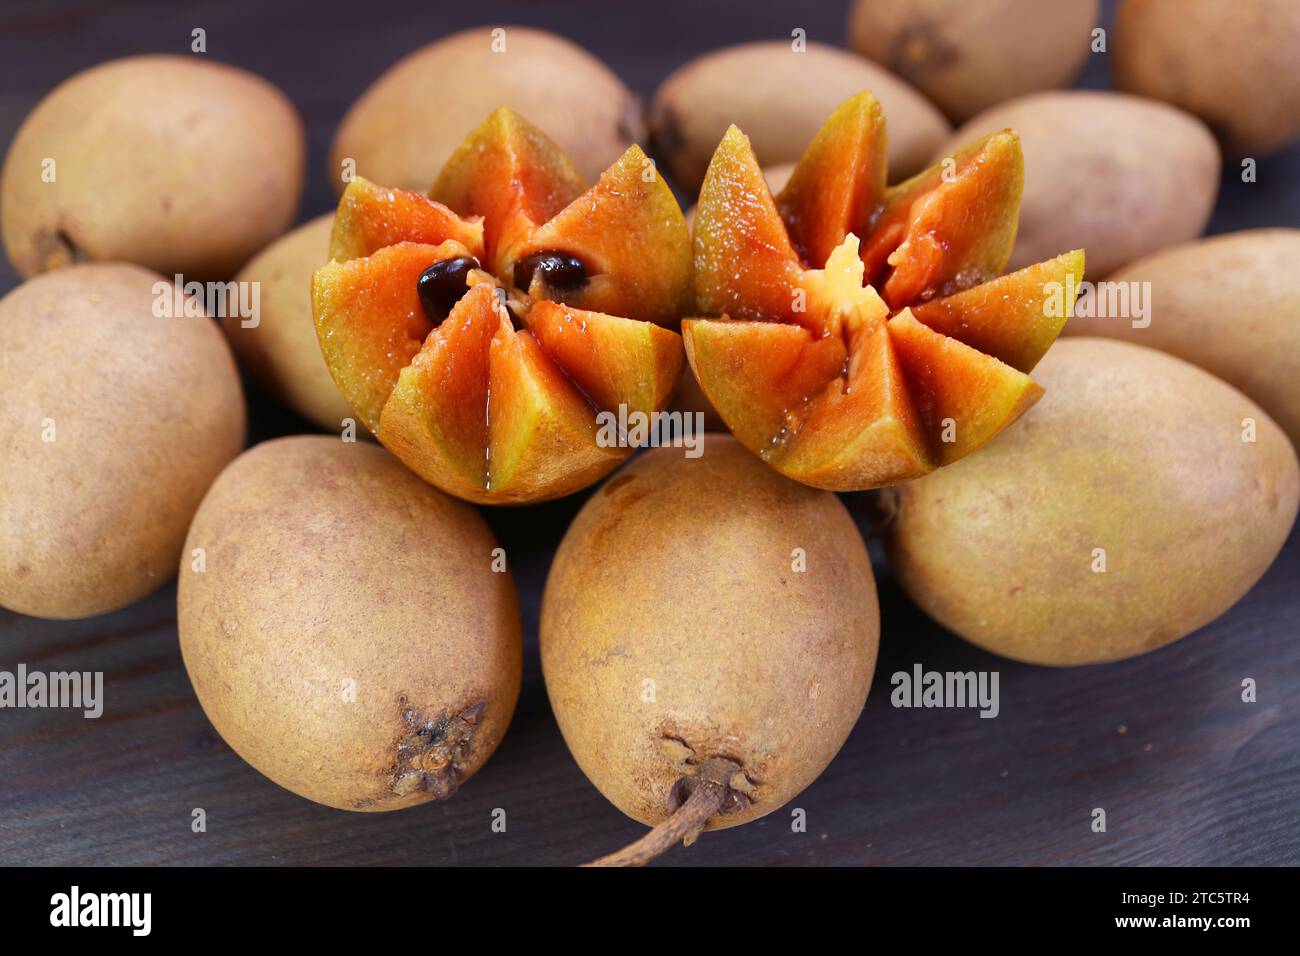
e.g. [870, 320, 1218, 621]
[583, 757, 740, 867]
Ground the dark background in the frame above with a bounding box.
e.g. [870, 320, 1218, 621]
[1, 0, 1297, 866]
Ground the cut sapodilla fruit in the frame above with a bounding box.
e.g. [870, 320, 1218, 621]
[684, 91, 1084, 490]
[313, 108, 691, 504]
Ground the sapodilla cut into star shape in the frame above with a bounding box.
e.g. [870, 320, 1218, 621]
[313, 108, 692, 504]
[683, 91, 1085, 490]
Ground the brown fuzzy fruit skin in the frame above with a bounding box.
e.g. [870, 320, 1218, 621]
[0, 263, 245, 619]
[847, 0, 1099, 122]
[329, 26, 642, 193]
[541, 436, 879, 830]
[884, 339, 1299, 667]
[650, 41, 949, 190]
[1068, 229, 1300, 449]
[1113, 0, 1300, 157]
[1, 55, 304, 280]
[937, 91, 1219, 278]
[178, 436, 522, 811]
[225, 215, 357, 433]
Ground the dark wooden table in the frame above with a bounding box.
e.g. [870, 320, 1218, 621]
[2, 0, 1297, 867]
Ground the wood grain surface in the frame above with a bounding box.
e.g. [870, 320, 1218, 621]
[1, 0, 1297, 866]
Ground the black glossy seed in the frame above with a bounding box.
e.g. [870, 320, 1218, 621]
[513, 252, 588, 292]
[417, 256, 479, 324]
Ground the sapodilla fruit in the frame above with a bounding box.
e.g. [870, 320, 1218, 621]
[330, 26, 642, 191]
[1, 55, 303, 280]
[178, 436, 522, 810]
[882, 339, 1299, 666]
[936, 91, 1219, 277]
[541, 436, 879, 865]
[1112, 0, 1300, 158]
[846, 0, 1100, 122]
[0, 263, 245, 619]
[313, 108, 691, 505]
[1066, 229, 1300, 449]
[684, 90, 1084, 491]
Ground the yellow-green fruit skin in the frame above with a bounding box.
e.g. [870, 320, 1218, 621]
[885, 339, 1299, 667]
[937, 91, 1219, 278]
[847, 0, 1099, 122]
[178, 436, 522, 811]
[1, 55, 304, 280]
[330, 26, 641, 192]
[650, 41, 950, 190]
[1068, 229, 1300, 450]
[1113, 0, 1300, 157]
[0, 263, 245, 619]
[225, 215, 356, 432]
[541, 436, 879, 830]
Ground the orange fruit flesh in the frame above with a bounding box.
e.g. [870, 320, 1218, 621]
[518, 147, 693, 327]
[693, 126, 806, 324]
[865, 131, 1024, 309]
[314, 108, 692, 504]
[430, 107, 587, 271]
[685, 230, 1046, 490]
[909, 249, 1085, 374]
[777, 91, 887, 273]
[313, 241, 470, 432]
[315, 246, 683, 504]
[686, 306, 1041, 489]
[682, 319, 848, 455]
[886, 309, 1043, 467]
[331, 177, 484, 262]
[527, 301, 683, 417]
[380, 285, 628, 504]
[687, 106, 1080, 490]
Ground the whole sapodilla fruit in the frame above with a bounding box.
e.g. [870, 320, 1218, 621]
[1, 55, 303, 280]
[1113, 0, 1300, 157]
[178, 436, 522, 811]
[313, 108, 692, 505]
[937, 91, 1219, 277]
[0, 264, 245, 619]
[649, 41, 950, 190]
[330, 26, 642, 192]
[883, 338, 1299, 667]
[225, 214, 357, 433]
[684, 91, 1084, 491]
[542, 436, 879, 864]
[1067, 229, 1300, 448]
[846, 0, 1099, 122]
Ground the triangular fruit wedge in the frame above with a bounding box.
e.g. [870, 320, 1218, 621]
[379, 293, 625, 505]
[776, 91, 887, 271]
[863, 130, 1023, 309]
[330, 177, 484, 262]
[482, 330, 626, 502]
[516, 147, 693, 327]
[313, 240, 476, 431]
[776, 321, 931, 490]
[313, 109, 692, 504]
[430, 107, 587, 273]
[527, 301, 684, 418]
[909, 250, 1085, 373]
[682, 318, 847, 454]
[694, 126, 805, 324]
[378, 283, 498, 493]
[684, 90, 1078, 491]
[887, 309, 1043, 465]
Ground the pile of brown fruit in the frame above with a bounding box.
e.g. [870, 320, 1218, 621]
[2, 3, 1298, 866]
